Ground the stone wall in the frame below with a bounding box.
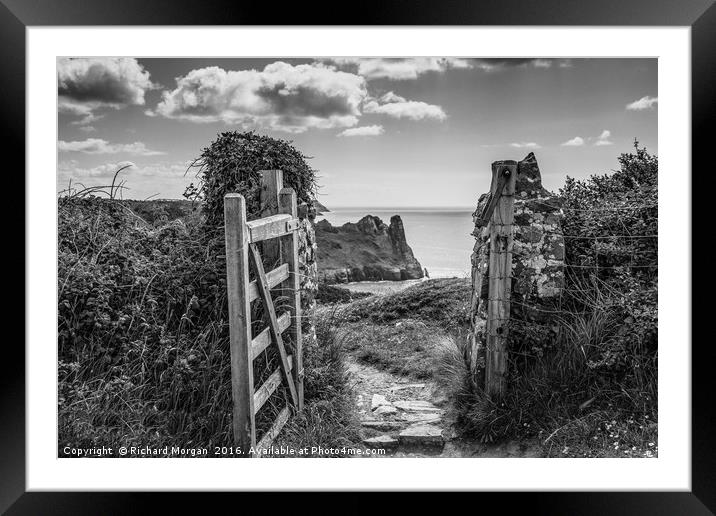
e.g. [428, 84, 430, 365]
[469, 153, 565, 379]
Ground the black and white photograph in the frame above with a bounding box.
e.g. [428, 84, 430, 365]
[56, 56, 659, 459]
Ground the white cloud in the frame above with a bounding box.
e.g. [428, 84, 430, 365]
[510, 142, 541, 149]
[594, 130, 614, 146]
[58, 160, 195, 199]
[324, 58, 471, 80]
[58, 160, 192, 181]
[472, 58, 572, 72]
[561, 130, 614, 147]
[363, 92, 447, 121]
[626, 95, 658, 111]
[58, 160, 137, 179]
[337, 125, 385, 137]
[58, 58, 156, 124]
[561, 136, 585, 147]
[153, 62, 368, 133]
[58, 138, 165, 156]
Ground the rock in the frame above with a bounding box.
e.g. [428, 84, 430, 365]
[393, 400, 442, 413]
[374, 405, 398, 416]
[398, 424, 445, 447]
[371, 394, 391, 411]
[361, 420, 403, 431]
[315, 214, 424, 284]
[362, 435, 399, 449]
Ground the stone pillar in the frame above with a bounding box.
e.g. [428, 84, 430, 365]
[469, 153, 565, 387]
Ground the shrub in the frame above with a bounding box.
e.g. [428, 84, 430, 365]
[184, 131, 318, 230]
[559, 141, 658, 384]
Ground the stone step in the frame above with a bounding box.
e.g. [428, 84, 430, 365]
[398, 424, 445, 448]
[393, 400, 442, 413]
[361, 420, 404, 431]
[362, 435, 399, 450]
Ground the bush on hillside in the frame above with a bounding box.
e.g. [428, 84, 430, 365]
[559, 141, 657, 381]
[184, 131, 318, 229]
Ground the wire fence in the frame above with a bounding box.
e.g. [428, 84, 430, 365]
[476, 195, 658, 339]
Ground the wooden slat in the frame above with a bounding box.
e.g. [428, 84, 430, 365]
[246, 213, 299, 243]
[223, 194, 256, 455]
[255, 406, 291, 457]
[247, 263, 289, 303]
[249, 243, 299, 407]
[251, 312, 291, 360]
[254, 356, 293, 414]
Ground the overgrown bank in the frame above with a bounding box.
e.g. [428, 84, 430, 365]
[58, 131, 360, 456]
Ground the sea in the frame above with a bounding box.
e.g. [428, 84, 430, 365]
[317, 207, 476, 280]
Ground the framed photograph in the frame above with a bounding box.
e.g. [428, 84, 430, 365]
[7, 0, 712, 511]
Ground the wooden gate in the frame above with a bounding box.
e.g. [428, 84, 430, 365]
[223, 170, 304, 457]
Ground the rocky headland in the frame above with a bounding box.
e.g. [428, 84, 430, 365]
[315, 214, 424, 284]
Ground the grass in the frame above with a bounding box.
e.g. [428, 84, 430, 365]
[340, 319, 446, 380]
[432, 306, 657, 457]
[324, 278, 471, 381]
[338, 277, 471, 329]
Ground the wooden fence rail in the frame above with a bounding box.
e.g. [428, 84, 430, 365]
[224, 170, 303, 457]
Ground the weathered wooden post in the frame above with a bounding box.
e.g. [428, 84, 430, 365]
[260, 170, 303, 410]
[279, 187, 304, 410]
[223, 194, 255, 455]
[485, 160, 517, 399]
[260, 170, 283, 267]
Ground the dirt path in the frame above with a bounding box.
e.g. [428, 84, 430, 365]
[347, 357, 543, 458]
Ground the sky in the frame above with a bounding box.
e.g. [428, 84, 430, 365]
[57, 57, 657, 208]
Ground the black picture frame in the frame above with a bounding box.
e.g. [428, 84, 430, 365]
[5, 0, 711, 512]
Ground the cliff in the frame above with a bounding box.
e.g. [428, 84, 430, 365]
[315, 215, 425, 284]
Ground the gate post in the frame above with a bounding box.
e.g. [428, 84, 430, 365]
[279, 187, 304, 411]
[224, 194, 255, 454]
[485, 160, 517, 399]
[260, 170, 284, 267]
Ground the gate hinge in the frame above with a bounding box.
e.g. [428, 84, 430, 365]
[286, 218, 300, 232]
